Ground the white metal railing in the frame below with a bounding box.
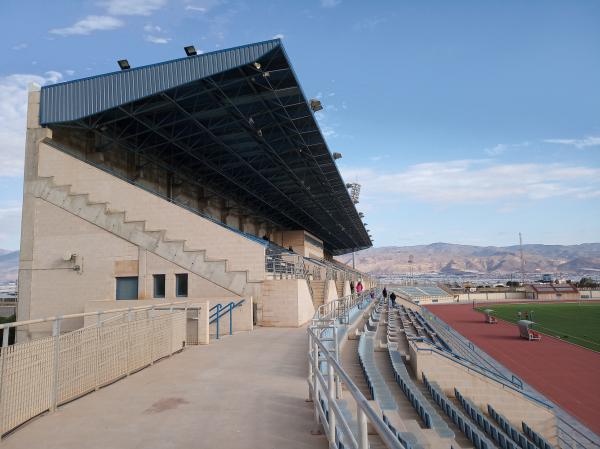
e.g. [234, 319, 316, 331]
[315, 290, 373, 322]
[0, 301, 188, 437]
[307, 300, 404, 449]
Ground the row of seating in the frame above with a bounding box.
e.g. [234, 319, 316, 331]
[422, 374, 496, 449]
[487, 404, 544, 449]
[454, 388, 519, 449]
[522, 422, 555, 449]
[386, 307, 455, 440]
[382, 413, 424, 449]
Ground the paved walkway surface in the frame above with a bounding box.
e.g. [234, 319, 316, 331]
[3, 327, 328, 449]
[426, 304, 600, 436]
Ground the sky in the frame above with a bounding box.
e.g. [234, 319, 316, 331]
[1, 0, 599, 250]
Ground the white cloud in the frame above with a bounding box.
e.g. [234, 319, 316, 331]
[65, 69, 76, 76]
[273, 33, 285, 40]
[99, 0, 167, 16]
[145, 35, 171, 44]
[484, 141, 530, 156]
[50, 15, 124, 36]
[143, 24, 162, 32]
[353, 17, 385, 31]
[12, 43, 28, 51]
[543, 136, 600, 149]
[340, 159, 600, 204]
[0, 72, 64, 177]
[321, 0, 341, 7]
[184, 0, 221, 13]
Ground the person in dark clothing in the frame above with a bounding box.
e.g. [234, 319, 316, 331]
[382, 287, 388, 299]
[390, 292, 397, 307]
[350, 280, 355, 295]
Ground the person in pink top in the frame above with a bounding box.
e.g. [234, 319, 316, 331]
[356, 280, 364, 294]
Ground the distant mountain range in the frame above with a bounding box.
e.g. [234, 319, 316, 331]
[337, 243, 600, 275]
[1, 243, 599, 282]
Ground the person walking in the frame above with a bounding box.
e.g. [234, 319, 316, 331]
[356, 280, 364, 294]
[390, 291, 397, 307]
[382, 287, 388, 300]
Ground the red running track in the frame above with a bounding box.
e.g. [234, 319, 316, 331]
[425, 304, 600, 435]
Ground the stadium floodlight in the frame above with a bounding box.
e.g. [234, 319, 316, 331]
[117, 59, 131, 70]
[346, 182, 361, 204]
[184, 45, 197, 56]
[310, 99, 323, 112]
[333, 152, 343, 160]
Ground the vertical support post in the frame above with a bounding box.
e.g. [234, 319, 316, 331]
[50, 317, 62, 412]
[126, 307, 132, 374]
[312, 338, 320, 428]
[215, 304, 221, 340]
[149, 306, 155, 364]
[333, 326, 341, 399]
[327, 358, 336, 444]
[229, 302, 233, 336]
[357, 407, 368, 449]
[307, 331, 313, 402]
[168, 305, 174, 355]
[95, 311, 102, 390]
[0, 324, 10, 435]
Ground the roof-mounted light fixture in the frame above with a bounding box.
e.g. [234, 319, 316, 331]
[333, 152, 343, 160]
[184, 45, 197, 56]
[310, 99, 323, 112]
[358, 212, 364, 218]
[346, 182, 361, 204]
[253, 62, 261, 70]
[117, 59, 131, 70]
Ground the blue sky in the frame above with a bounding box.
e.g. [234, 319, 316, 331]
[1, 0, 599, 250]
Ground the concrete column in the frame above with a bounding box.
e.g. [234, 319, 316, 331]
[17, 86, 52, 339]
[138, 248, 147, 299]
[197, 301, 210, 345]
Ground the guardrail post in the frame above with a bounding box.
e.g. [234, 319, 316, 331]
[168, 305, 174, 355]
[126, 307, 132, 375]
[307, 330, 313, 402]
[357, 407, 368, 449]
[327, 357, 336, 444]
[50, 317, 62, 412]
[95, 311, 102, 390]
[0, 323, 10, 434]
[312, 337, 320, 429]
[215, 304, 221, 339]
[150, 306, 155, 364]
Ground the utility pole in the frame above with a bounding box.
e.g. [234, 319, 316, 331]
[519, 232, 525, 286]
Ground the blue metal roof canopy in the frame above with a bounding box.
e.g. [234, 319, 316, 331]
[39, 39, 371, 255]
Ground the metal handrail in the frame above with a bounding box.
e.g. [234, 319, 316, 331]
[209, 299, 245, 339]
[308, 322, 405, 449]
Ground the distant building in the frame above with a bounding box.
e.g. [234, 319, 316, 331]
[525, 284, 580, 300]
[541, 273, 553, 283]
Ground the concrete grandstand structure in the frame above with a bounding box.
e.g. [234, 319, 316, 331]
[1, 39, 598, 449]
[17, 39, 374, 338]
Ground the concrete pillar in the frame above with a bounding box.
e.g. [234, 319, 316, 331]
[197, 301, 210, 345]
[17, 86, 53, 340]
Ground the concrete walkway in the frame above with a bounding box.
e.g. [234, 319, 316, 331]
[3, 327, 328, 449]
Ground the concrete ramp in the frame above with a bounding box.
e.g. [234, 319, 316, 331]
[1, 327, 327, 449]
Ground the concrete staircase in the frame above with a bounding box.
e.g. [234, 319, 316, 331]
[30, 176, 252, 296]
[310, 280, 326, 308]
[335, 278, 344, 297]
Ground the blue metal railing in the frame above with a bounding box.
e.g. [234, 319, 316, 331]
[209, 299, 245, 339]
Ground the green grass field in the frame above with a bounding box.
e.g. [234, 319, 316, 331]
[475, 302, 600, 351]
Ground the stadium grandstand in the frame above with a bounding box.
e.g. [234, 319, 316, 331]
[2, 39, 598, 449]
[393, 285, 455, 304]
